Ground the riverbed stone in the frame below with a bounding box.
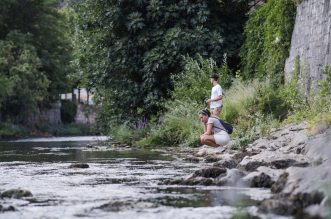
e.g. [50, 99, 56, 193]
[204, 155, 223, 163]
[1, 189, 32, 199]
[195, 145, 229, 156]
[97, 200, 158, 212]
[183, 156, 201, 163]
[247, 123, 308, 154]
[243, 166, 284, 189]
[238, 151, 310, 171]
[69, 163, 89, 168]
[213, 159, 237, 169]
[184, 177, 214, 186]
[271, 172, 289, 193]
[260, 191, 325, 216]
[250, 172, 272, 188]
[162, 176, 215, 186]
[0, 204, 15, 212]
[281, 165, 331, 195]
[192, 167, 227, 178]
[259, 198, 294, 215]
[279, 131, 308, 154]
[310, 122, 329, 136]
[304, 129, 331, 163]
[289, 192, 325, 210]
[215, 169, 245, 186]
[302, 204, 328, 219]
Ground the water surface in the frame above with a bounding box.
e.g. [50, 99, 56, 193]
[0, 136, 277, 219]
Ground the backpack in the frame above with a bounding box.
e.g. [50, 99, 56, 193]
[211, 116, 233, 134]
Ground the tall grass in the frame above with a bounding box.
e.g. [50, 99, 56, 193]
[222, 79, 257, 123]
[136, 101, 202, 147]
[137, 55, 218, 147]
[109, 55, 330, 148]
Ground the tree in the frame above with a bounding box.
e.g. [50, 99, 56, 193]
[0, 0, 73, 123]
[73, 0, 249, 123]
[0, 31, 49, 123]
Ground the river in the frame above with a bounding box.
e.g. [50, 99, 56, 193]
[0, 136, 282, 219]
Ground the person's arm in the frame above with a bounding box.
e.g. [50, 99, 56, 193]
[202, 122, 207, 133]
[207, 96, 222, 104]
[209, 95, 223, 102]
[203, 123, 213, 135]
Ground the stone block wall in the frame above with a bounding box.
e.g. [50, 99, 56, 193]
[28, 101, 62, 125]
[74, 104, 97, 125]
[285, 0, 331, 94]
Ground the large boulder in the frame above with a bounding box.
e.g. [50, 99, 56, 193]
[259, 128, 331, 217]
[238, 151, 309, 171]
[243, 167, 284, 188]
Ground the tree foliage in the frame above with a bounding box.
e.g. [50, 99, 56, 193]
[240, 0, 296, 81]
[0, 31, 49, 122]
[72, 0, 249, 123]
[0, 0, 73, 123]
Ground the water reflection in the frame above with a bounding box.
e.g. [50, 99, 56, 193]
[0, 137, 271, 219]
[0, 140, 174, 163]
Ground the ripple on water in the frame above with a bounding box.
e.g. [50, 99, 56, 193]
[0, 139, 277, 219]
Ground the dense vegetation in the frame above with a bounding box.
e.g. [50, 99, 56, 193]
[0, 0, 73, 125]
[0, 0, 329, 143]
[72, 0, 249, 125]
[240, 0, 296, 81]
[107, 0, 330, 148]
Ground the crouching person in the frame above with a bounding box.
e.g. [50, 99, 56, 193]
[198, 109, 230, 152]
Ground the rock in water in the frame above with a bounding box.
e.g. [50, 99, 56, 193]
[1, 189, 32, 199]
[69, 163, 89, 168]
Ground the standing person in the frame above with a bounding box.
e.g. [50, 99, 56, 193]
[198, 109, 230, 151]
[206, 73, 223, 117]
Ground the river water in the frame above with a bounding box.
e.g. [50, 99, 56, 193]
[0, 136, 281, 219]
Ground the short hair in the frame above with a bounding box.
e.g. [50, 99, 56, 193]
[209, 73, 219, 81]
[199, 108, 211, 117]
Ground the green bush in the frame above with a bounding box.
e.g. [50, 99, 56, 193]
[136, 55, 231, 147]
[110, 56, 330, 149]
[240, 0, 296, 80]
[61, 100, 77, 124]
[38, 123, 95, 136]
[136, 101, 202, 147]
[222, 79, 284, 149]
[109, 122, 149, 145]
[0, 122, 28, 139]
[285, 64, 331, 124]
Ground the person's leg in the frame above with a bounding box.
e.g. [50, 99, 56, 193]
[200, 134, 218, 147]
[212, 107, 222, 117]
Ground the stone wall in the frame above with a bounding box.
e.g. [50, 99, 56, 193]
[74, 104, 97, 125]
[285, 0, 331, 94]
[28, 101, 62, 125]
[28, 102, 97, 126]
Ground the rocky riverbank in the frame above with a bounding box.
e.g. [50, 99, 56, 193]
[166, 123, 331, 218]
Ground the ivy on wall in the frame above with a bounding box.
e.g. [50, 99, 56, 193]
[240, 0, 296, 82]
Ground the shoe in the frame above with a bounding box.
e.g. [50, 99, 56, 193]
[214, 146, 225, 154]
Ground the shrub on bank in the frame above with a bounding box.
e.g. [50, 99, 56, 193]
[0, 123, 28, 139]
[109, 55, 330, 148]
[38, 123, 96, 136]
[136, 101, 202, 147]
[61, 100, 77, 124]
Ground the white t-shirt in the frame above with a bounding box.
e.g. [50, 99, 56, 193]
[210, 84, 222, 109]
[207, 117, 225, 134]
